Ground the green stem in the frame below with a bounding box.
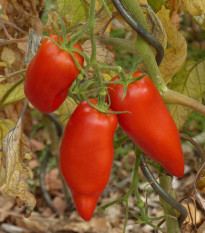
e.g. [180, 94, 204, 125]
[89, 4, 107, 108]
[71, 48, 90, 64]
[123, 200, 129, 233]
[133, 152, 147, 220]
[99, 197, 125, 211]
[159, 176, 181, 233]
[98, 0, 112, 17]
[120, 0, 167, 94]
[90, 27, 97, 64]
[0, 68, 26, 82]
[98, 64, 122, 73]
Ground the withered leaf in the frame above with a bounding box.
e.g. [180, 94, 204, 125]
[82, 39, 114, 65]
[1, 47, 15, 67]
[2, 115, 36, 217]
[157, 6, 187, 83]
[0, 118, 15, 186]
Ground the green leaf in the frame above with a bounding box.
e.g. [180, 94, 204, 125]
[0, 80, 25, 109]
[169, 60, 205, 130]
[57, 0, 88, 26]
[147, 0, 164, 12]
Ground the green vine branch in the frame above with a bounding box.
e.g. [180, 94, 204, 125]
[99, 149, 165, 233]
[0, 69, 26, 83]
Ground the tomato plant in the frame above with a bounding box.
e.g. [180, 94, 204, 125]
[24, 35, 84, 113]
[59, 99, 118, 221]
[107, 72, 184, 177]
[3, 0, 205, 231]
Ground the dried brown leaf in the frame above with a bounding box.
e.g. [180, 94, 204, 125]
[45, 168, 62, 191]
[183, 202, 202, 224]
[0, 196, 15, 222]
[198, 221, 205, 233]
[0, 118, 15, 186]
[2, 116, 36, 217]
[181, 0, 204, 16]
[52, 196, 66, 214]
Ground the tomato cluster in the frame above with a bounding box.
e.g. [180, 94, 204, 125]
[24, 37, 184, 221]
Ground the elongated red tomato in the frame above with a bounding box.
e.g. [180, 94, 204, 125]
[24, 35, 84, 113]
[59, 99, 117, 221]
[107, 72, 184, 177]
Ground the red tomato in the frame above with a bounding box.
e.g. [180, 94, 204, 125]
[59, 99, 118, 221]
[107, 72, 184, 177]
[24, 35, 84, 113]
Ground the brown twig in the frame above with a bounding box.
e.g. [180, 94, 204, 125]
[0, 18, 12, 39]
[100, 12, 119, 36]
[0, 17, 28, 45]
[180, 133, 205, 163]
[0, 37, 28, 45]
[2, 19, 28, 34]
[154, 219, 165, 233]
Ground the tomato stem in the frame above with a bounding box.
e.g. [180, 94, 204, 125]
[71, 48, 89, 64]
[54, 12, 67, 43]
[97, 64, 122, 73]
[98, 0, 112, 17]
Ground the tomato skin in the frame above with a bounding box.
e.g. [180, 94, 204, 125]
[24, 35, 84, 113]
[59, 99, 117, 221]
[107, 72, 184, 177]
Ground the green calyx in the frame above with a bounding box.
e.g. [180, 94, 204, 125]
[105, 73, 145, 101]
[86, 98, 130, 115]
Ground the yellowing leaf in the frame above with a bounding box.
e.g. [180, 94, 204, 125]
[0, 62, 6, 67]
[0, 80, 25, 109]
[1, 47, 15, 67]
[194, 13, 205, 30]
[55, 97, 77, 127]
[57, 0, 88, 26]
[138, 0, 148, 4]
[94, 2, 114, 35]
[157, 6, 187, 83]
[2, 116, 36, 217]
[181, 0, 204, 16]
[0, 119, 15, 186]
[169, 60, 205, 129]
